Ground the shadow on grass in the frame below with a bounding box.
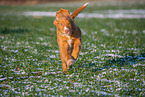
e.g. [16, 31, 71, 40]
[0, 27, 30, 34]
[91, 53, 145, 72]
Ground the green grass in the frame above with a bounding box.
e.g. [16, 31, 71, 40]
[0, 2, 145, 96]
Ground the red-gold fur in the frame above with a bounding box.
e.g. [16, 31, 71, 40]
[53, 3, 88, 73]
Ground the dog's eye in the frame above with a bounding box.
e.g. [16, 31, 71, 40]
[60, 23, 63, 25]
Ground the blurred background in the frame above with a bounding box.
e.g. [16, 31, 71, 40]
[0, 0, 145, 5]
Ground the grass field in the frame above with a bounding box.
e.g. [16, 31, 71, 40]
[0, 1, 145, 96]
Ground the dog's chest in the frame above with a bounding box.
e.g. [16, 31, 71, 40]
[67, 35, 73, 47]
[67, 39, 73, 47]
[67, 37, 74, 54]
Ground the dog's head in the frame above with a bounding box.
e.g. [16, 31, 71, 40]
[53, 8, 74, 36]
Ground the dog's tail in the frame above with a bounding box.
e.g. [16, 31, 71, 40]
[70, 2, 89, 19]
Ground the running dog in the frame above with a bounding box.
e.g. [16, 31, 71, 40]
[53, 3, 88, 73]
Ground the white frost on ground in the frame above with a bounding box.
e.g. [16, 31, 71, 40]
[103, 54, 124, 58]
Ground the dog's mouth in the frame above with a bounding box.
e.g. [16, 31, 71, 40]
[64, 28, 71, 34]
[63, 26, 73, 35]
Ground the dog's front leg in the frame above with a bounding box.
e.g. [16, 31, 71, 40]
[59, 51, 67, 73]
[71, 39, 81, 60]
[59, 41, 74, 71]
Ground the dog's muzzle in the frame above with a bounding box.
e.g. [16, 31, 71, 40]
[64, 26, 71, 34]
[64, 28, 70, 34]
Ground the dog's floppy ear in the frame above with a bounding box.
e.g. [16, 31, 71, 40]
[53, 19, 58, 25]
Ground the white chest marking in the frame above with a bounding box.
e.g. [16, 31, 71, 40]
[67, 39, 73, 47]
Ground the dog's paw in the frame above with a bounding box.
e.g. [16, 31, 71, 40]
[63, 70, 68, 74]
[67, 59, 75, 69]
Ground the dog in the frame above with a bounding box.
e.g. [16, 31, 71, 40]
[53, 3, 88, 73]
